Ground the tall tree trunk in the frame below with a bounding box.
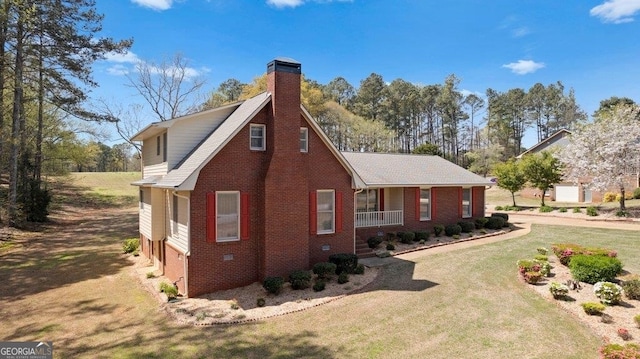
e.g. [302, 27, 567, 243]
[0, 0, 8, 175]
[35, 23, 44, 182]
[9, 11, 24, 225]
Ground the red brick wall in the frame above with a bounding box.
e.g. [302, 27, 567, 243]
[472, 186, 486, 218]
[139, 234, 150, 259]
[163, 243, 186, 294]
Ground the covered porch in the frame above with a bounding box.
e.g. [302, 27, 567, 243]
[355, 187, 404, 228]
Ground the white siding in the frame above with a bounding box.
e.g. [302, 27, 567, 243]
[144, 163, 168, 177]
[151, 188, 165, 241]
[167, 192, 189, 253]
[142, 134, 165, 167]
[139, 188, 152, 239]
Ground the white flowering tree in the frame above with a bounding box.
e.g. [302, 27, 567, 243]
[559, 104, 640, 211]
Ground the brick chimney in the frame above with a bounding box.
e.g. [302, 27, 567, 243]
[262, 58, 310, 278]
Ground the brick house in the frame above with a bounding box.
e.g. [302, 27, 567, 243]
[131, 58, 492, 297]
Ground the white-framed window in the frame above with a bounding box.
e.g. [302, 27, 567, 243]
[250, 124, 266, 151]
[356, 189, 378, 212]
[216, 191, 240, 242]
[162, 132, 168, 162]
[420, 188, 431, 220]
[139, 189, 144, 210]
[317, 190, 335, 234]
[300, 127, 308, 152]
[156, 136, 161, 156]
[172, 194, 179, 235]
[462, 188, 472, 218]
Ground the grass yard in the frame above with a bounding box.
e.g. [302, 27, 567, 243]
[1, 173, 638, 358]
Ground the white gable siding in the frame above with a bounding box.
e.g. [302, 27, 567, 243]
[142, 134, 165, 166]
[167, 192, 189, 253]
[144, 163, 168, 177]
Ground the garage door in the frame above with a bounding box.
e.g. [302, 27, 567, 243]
[555, 185, 580, 202]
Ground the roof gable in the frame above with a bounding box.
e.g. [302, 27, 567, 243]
[517, 129, 572, 158]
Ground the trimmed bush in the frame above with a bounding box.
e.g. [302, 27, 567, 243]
[633, 187, 640, 200]
[491, 212, 509, 222]
[354, 263, 365, 275]
[622, 278, 640, 300]
[485, 216, 505, 230]
[256, 298, 266, 307]
[586, 206, 598, 216]
[539, 205, 553, 213]
[558, 207, 567, 213]
[474, 217, 489, 229]
[540, 262, 552, 277]
[569, 254, 623, 284]
[537, 247, 548, 255]
[581, 302, 606, 315]
[572, 207, 581, 213]
[386, 243, 395, 250]
[523, 271, 542, 284]
[328, 253, 358, 274]
[599, 343, 640, 359]
[444, 224, 462, 236]
[415, 231, 429, 241]
[433, 224, 444, 236]
[263, 276, 284, 294]
[534, 254, 548, 262]
[594, 281, 623, 305]
[457, 221, 475, 233]
[603, 192, 617, 203]
[338, 272, 349, 284]
[159, 282, 178, 300]
[400, 232, 415, 244]
[313, 280, 326, 292]
[367, 236, 383, 249]
[549, 282, 570, 299]
[312, 262, 337, 280]
[494, 205, 503, 210]
[122, 238, 140, 254]
[289, 270, 312, 290]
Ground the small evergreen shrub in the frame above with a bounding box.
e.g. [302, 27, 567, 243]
[400, 232, 415, 244]
[313, 280, 326, 292]
[633, 187, 640, 199]
[146, 272, 155, 279]
[539, 205, 553, 213]
[474, 217, 489, 229]
[263, 276, 285, 294]
[415, 231, 429, 241]
[354, 263, 365, 275]
[457, 221, 475, 233]
[419, 239, 425, 244]
[622, 278, 640, 300]
[444, 224, 462, 236]
[572, 207, 581, 213]
[491, 212, 509, 222]
[569, 254, 623, 284]
[485, 216, 505, 230]
[523, 271, 542, 284]
[634, 314, 640, 328]
[517, 259, 536, 274]
[367, 236, 383, 249]
[540, 262, 552, 277]
[494, 205, 503, 210]
[534, 254, 548, 262]
[329, 253, 358, 274]
[122, 238, 140, 254]
[396, 232, 405, 240]
[549, 282, 570, 299]
[433, 224, 444, 236]
[338, 272, 349, 284]
[616, 210, 630, 217]
[257, 298, 266, 307]
[503, 205, 520, 211]
[558, 207, 568, 213]
[586, 206, 598, 216]
[386, 243, 395, 250]
[536, 247, 548, 255]
[594, 281, 624, 305]
[289, 270, 312, 290]
[159, 282, 178, 300]
[452, 234, 460, 239]
[581, 302, 606, 315]
[229, 299, 240, 310]
[599, 343, 640, 359]
[313, 262, 337, 280]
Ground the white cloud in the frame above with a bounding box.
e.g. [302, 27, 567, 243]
[502, 60, 545, 75]
[145, 65, 210, 81]
[512, 27, 531, 38]
[104, 51, 141, 64]
[107, 64, 130, 76]
[590, 0, 640, 24]
[266, 0, 352, 9]
[132, 0, 173, 11]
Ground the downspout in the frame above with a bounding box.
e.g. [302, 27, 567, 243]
[353, 188, 364, 254]
[173, 190, 190, 297]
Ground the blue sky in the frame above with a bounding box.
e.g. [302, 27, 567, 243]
[93, 0, 640, 148]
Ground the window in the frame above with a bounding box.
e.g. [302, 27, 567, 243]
[250, 124, 265, 151]
[316, 190, 335, 234]
[156, 136, 161, 156]
[420, 188, 431, 220]
[139, 189, 144, 210]
[300, 127, 308, 152]
[216, 191, 240, 241]
[172, 194, 179, 235]
[462, 188, 472, 218]
[356, 189, 378, 212]
[162, 132, 168, 162]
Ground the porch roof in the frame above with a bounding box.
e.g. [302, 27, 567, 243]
[341, 152, 493, 188]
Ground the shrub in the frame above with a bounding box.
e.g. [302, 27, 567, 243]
[495, 205, 503, 210]
[558, 207, 567, 213]
[367, 236, 383, 249]
[289, 270, 312, 290]
[572, 207, 581, 213]
[354, 263, 365, 275]
[540, 262, 552, 277]
[503, 205, 520, 211]
[419, 239, 425, 244]
[618, 328, 632, 341]
[457, 221, 475, 233]
[537, 247, 548, 255]
[491, 212, 509, 221]
[328, 253, 358, 274]
[586, 206, 598, 216]
[539, 205, 553, 213]
[313, 280, 326, 292]
[263, 276, 285, 294]
[599, 343, 640, 359]
[122, 238, 140, 254]
[256, 298, 266, 307]
[523, 271, 542, 284]
[453, 234, 460, 239]
[594, 281, 624, 305]
[444, 224, 462, 236]
[549, 282, 569, 299]
[159, 282, 178, 300]
[581, 302, 606, 315]
[517, 259, 536, 273]
[603, 192, 618, 203]
[569, 254, 623, 284]
[485, 216, 505, 230]
[474, 217, 489, 229]
[634, 187, 640, 200]
[415, 231, 429, 241]
[146, 272, 155, 279]
[616, 210, 630, 217]
[622, 278, 640, 300]
[338, 272, 349, 284]
[313, 262, 337, 280]
[386, 243, 395, 250]
[634, 314, 640, 328]
[433, 224, 445, 236]
[400, 232, 415, 244]
[396, 232, 405, 240]
[534, 254, 548, 262]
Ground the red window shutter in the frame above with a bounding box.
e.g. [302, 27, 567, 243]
[336, 191, 343, 233]
[432, 188, 437, 220]
[415, 187, 421, 221]
[379, 188, 384, 211]
[458, 188, 463, 217]
[206, 192, 216, 243]
[241, 193, 250, 240]
[309, 191, 317, 235]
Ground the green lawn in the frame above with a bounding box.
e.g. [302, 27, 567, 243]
[486, 186, 640, 210]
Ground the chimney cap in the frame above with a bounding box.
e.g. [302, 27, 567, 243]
[267, 57, 301, 74]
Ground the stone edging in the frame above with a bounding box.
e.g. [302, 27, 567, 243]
[388, 230, 509, 257]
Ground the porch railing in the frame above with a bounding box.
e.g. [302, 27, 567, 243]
[355, 210, 403, 228]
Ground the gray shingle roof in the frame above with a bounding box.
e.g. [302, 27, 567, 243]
[154, 92, 271, 189]
[341, 152, 493, 187]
